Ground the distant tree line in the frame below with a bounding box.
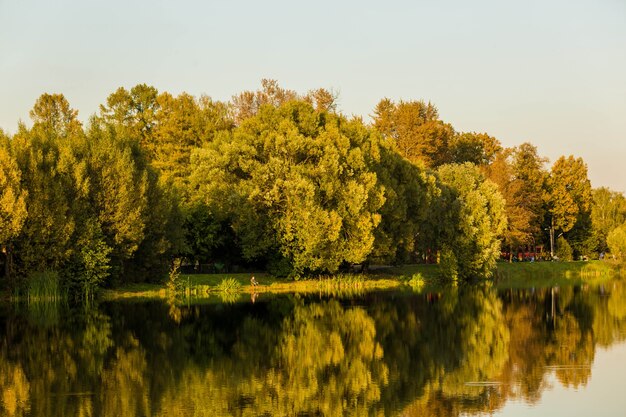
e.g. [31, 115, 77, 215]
[1, 80, 624, 295]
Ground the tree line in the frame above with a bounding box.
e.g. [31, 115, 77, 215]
[1, 80, 625, 295]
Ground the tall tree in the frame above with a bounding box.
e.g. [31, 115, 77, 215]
[231, 79, 298, 124]
[190, 100, 385, 276]
[483, 149, 532, 257]
[434, 163, 507, 279]
[590, 187, 626, 254]
[450, 132, 502, 166]
[369, 139, 438, 263]
[0, 131, 28, 280]
[98, 84, 159, 148]
[151, 92, 233, 194]
[11, 95, 84, 277]
[372, 99, 454, 168]
[546, 156, 593, 256]
[512, 143, 547, 234]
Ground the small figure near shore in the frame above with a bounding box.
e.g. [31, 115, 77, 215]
[250, 275, 259, 286]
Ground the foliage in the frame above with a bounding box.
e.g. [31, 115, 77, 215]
[591, 187, 626, 254]
[406, 273, 425, 290]
[216, 277, 241, 293]
[369, 140, 437, 263]
[607, 223, 626, 261]
[434, 163, 507, 279]
[190, 100, 384, 276]
[373, 98, 454, 167]
[450, 131, 502, 166]
[0, 132, 27, 247]
[547, 156, 592, 233]
[0, 83, 609, 293]
[555, 236, 573, 261]
[484, 144, 547, 254]
[26, 270, 63, 302]
[166, 260, 183, 293]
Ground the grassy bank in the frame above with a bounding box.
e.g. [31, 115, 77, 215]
[493, 260, 621, 288]
[100, 272, 404, 301]
[27, 260, 626, 302]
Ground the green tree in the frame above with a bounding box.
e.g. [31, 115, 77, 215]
[435, 163, 507, 279]
[369, 139, 438, 263]
[546, 156, 593, 256]
[85, 123, 181, 281]
[555, 235, 573, 261]
[151, 92, 233, 194]
[98, 84, 159, 148]
[231, 79, 298, 124]
[607, 223, 626, 261]
[450, 132, 502, 166]
[190, 101, 384, 275]
[10, 95, 84, 278]
[0, 131, 28, 280]
[591, 187, 626, 254]
[372, 98, 454, 168]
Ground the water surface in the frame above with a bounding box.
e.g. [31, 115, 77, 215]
[1, 280, 625, 416]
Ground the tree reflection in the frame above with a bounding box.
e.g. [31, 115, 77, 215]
[1, 279, 626, 416]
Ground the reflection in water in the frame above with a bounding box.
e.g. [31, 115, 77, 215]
[0, 279, 626, 416]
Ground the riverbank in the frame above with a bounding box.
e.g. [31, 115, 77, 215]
[1, 260, 620, 302]
[98, 260, 623, 301]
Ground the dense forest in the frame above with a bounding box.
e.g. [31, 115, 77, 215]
[1, 80, 625, 296]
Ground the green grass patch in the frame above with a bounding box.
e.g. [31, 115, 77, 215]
[181, 272, 272, 287]
[494, 260, 617, 288]
[216, 277, 241, 293]
[24, 270, 65, 303]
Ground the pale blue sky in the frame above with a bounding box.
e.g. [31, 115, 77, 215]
[1, 0, 625, 191]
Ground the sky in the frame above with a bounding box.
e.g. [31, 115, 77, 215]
[1, 0, 625, 192]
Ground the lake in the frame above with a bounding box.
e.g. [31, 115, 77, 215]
[1, 279, 625, 416]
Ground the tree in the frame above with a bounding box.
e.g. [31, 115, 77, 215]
[368, 139, 438, 263]
[231, 79, 298, 124]
[150, 92, 233, 194]
[304, 88, 339, 113]
[555, 235, 573, 261]
[29, 93, 82, 137]
[546, 156, 593, 256]
[450, 132, 502, 166]
[372, 99, 454, 168]
[484, 143, 548, 260]
[0, 131, 28, 280]
[591, 187, 626, 254]
[98, 84, 159, 148]
[434, 163, 507, 279]
[607, 224, 626, 261]
[10, 96, 84, 277]
[85, 123, 182, 282]
[190, 100, 385, 276]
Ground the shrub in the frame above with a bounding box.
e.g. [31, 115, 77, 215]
[607, 224, 626, 261]
[216, 277, 241, 293]
[555, 236, 573, 261]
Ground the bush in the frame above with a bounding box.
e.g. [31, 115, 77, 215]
[607, 224, 626, 261]
[216, 277, 241, 293]
[407, 273, 425, 290]
[555, 236, 573, 261]
[439, 246, 459, 282]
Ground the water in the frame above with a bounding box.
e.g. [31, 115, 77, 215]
[1, 280, 625, 416]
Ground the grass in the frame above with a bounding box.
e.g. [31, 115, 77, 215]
[493, 260, 618, 288]
[97, 260, 624, 301]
